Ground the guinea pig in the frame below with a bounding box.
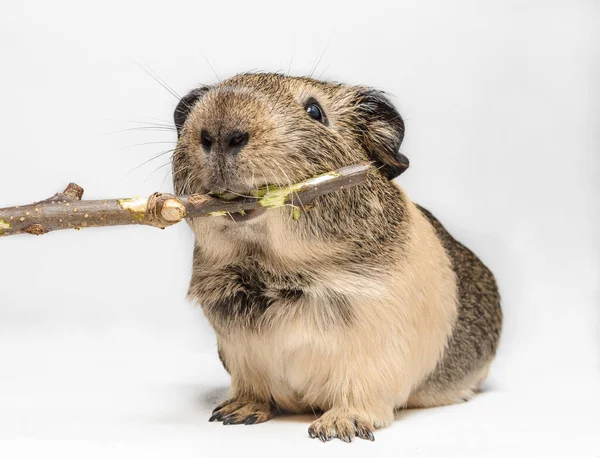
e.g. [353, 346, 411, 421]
[172, 73, 502, 442]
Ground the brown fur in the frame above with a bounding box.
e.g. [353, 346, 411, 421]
[172, 73, 502, 442]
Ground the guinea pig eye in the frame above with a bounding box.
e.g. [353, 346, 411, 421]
[305, 99, 326, 124]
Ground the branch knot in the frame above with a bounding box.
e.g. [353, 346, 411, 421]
[146, 193, 186, 228]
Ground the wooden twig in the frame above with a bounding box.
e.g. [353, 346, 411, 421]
[0, 163, 370, 237]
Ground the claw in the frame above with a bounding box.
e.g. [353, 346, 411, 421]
[318, 432, 331, 442]
[354, 420, 375, 441]
[208, 399, 272, 425]
[244, 415, 258, 425]
[212, 405, 224, 415]
[222, 415, 236, 425]
[227, 415, 247, 425]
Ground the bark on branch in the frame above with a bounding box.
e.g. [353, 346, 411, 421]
[0, 163, 370, 237]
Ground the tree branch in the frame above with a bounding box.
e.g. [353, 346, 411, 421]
[0, 163, 370, 237]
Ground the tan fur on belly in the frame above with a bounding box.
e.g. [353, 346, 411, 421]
[216, 196, 458, 423]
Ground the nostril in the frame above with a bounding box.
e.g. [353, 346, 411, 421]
[200, 130, 213, 151]
[227, 131, 249, 152]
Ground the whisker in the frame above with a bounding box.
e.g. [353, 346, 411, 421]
[221, 189, 260, 200]
[103, 126, 176, 136]
[172, 166, 189, 179]
[101, 117, 175, 128]
[122, 120, 175, 128]
[250, 165, 256, 194]
[226, 211, 237, 224]
[197, 46, 222, 83]
[309, 37, 332, 78]
[121, 141, 176, 150]
[287, 41, 296, 76]
[136, 61, 183, 103]
[144, 160, 173, 184]
[274, 161, 304, 214]
[264, 163, 294, 229]
[160, 167, 172, 190]
[125, 148, 176, 177]
[317, 64, 331, 81]
[176, 166, 195, 194]
[260, 171, 270, 198]
[127, 114, 178, 125]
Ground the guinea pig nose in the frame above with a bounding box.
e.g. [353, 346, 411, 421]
[225, 130, 249, 155]
[200, 129, 213, 152]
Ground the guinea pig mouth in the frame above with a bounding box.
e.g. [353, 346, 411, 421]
[206, 186, 268, 222]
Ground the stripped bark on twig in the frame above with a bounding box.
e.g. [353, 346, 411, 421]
[0, 163, 370, 237]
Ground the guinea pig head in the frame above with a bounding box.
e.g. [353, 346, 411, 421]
[172, 73, 409, 196]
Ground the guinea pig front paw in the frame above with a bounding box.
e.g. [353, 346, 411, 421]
[308, 410, 375, 443]
[209, 397, 273, 425]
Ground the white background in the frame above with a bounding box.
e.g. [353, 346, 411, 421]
[0, 1, 598, 457]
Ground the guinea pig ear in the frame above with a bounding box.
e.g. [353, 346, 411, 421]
[354, 89, 409, 180]
[174, 86, 210, 136]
